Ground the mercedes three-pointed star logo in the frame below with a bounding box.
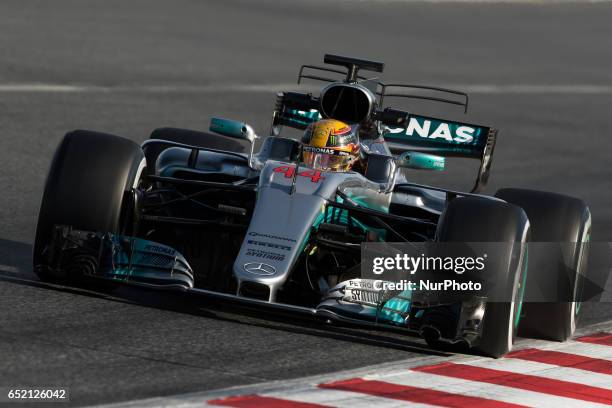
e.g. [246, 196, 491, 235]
[243, 262, 276, 276]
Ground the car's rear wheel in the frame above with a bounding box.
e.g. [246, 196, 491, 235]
[435, 196, 530, 358]
[34, 130, 145, 282]
[495, 188, 591, 341]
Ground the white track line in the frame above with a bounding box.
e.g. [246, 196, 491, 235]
[462, 357, 612, 389]
[371, 369, 610, 408]
[262, 388, 434, 408]
[526, 340, 612, 360]
[2, 83, 612, 94]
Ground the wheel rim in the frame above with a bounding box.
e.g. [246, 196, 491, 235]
[514, 246, 529, 330]
[571, 218, 591, 341]
[509, 225, 530, 350]
[574, 230, 590, 316]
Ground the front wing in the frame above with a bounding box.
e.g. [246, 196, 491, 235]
[43, 226, 486, 348]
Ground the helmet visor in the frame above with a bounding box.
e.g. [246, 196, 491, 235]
[303, 148, 354, 172]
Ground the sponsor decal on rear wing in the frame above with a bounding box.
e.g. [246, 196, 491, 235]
[383, 114, 496, 159]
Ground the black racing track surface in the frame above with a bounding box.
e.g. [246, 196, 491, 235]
[0, 0, 611, 405]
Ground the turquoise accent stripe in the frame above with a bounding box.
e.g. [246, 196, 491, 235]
[515, 247, 528, 329]
[379, 290, 412, 324]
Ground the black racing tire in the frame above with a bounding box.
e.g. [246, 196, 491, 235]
[495, 188, 591, 341]
[145, 127, 246, 174]
[34, 130, 145, 282]
[435, 196, 530, 358]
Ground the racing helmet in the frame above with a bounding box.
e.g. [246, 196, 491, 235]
[301, 119, 359, 172]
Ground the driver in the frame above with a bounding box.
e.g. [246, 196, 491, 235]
[301, 119, 360, 172]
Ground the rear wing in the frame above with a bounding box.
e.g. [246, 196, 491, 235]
[383, 114, 497, 193]
[269, 92, 497, 193]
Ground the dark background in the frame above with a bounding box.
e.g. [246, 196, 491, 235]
[0, 0, 610, 405]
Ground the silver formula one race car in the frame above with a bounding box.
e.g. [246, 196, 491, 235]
[34, 55, 591, 358]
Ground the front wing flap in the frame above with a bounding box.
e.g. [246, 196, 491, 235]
[45, 226, 194, 289]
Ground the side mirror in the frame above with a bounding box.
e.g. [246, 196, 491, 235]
[397, 151, 445, 171]
[210, 118, 258, 167]
[210, 118, 257, 144]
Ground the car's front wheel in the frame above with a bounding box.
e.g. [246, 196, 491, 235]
[34, 130, 145, 282]
[435, 196, 530, 358]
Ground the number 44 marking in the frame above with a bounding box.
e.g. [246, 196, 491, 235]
[273, 166, 324, 183]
